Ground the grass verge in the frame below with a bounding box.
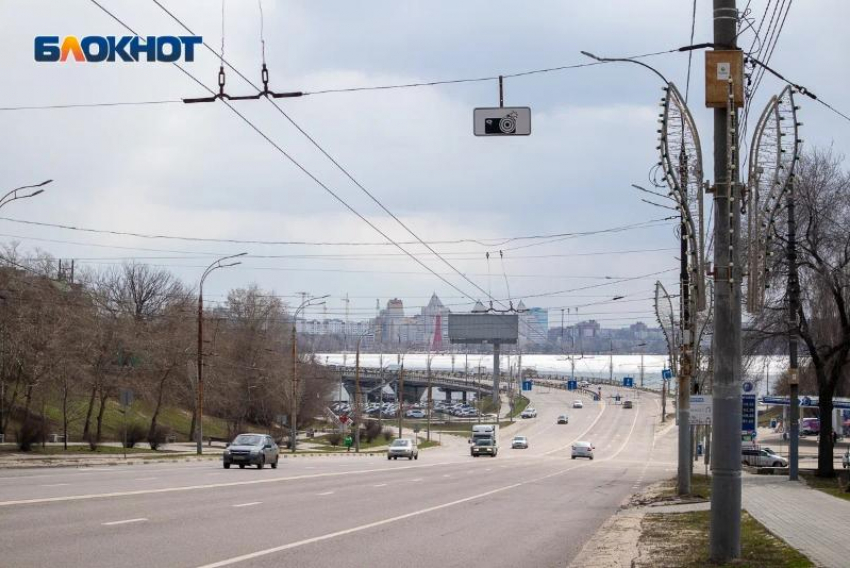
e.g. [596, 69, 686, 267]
[507, 395, 531, 419]
[800, 471, 850, 502]
[638, 510, 813, 567]
[656, 473, 712, 500]
[0, 445, 159, 455]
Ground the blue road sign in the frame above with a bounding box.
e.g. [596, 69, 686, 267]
[623, 377, 634, 388]
[662, 368, 673, 380]
[522, 380, 532, 392]
[567, 380, 577, 391]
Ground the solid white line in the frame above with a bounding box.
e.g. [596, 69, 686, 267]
[0, 461, 459, 507]
[134, 477, 157, 481]
[411, 478, 422, 482]
[232, 502, 262, 508]
[103, 518, 148, 526]
[41, 483, 70, 487]
[194, 465, 586, 568]
[372, 483, 387, 488]
[317, 491, 335, 496]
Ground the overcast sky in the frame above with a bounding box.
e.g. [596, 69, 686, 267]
[1, 0, 847, 327]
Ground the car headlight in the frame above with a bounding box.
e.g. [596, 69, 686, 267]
[224, 449, 231, 456]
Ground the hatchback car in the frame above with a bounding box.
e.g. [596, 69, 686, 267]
[223, 433, 279, 469]
[511, 436, 529, 449]
[520, 408, 537, 419]
[388, 438, 419, 460]
[573, 400, 584, 409]
[557, 414, 569, 424]
[571, 441, 594, 460]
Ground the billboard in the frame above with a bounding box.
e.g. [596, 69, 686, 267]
[448, 314, 518, 344]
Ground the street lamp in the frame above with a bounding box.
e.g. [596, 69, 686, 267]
[196, 252, 247, 455]
[0, 179, 51, 210]
[290, 294, 329, 453]
[354, 326, 376, 452]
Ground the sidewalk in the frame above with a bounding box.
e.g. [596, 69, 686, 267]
[743, 473, 849, 568]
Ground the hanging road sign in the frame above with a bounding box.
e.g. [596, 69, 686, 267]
[522, 380, 532, 392]
[567, 380, 577, 391]
[623, 377, 634, 388]
[473, 107, 531, 136]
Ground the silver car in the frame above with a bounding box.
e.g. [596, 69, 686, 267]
[511, 436, 529, 449]
[223, 433, 279, 469]
[388, 438, 419, 460]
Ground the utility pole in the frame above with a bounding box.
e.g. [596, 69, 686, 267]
[609, 340, 613, 383]
[355, 342, 362, 452]
[426, 347, 433, 442]
[678, 211, 692, 495]
[787, 180, 800, 480]
[397, 362, 405, 438]
[710, 0, 742, 561]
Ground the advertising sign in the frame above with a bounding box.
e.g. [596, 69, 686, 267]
[690, 395, 712, 425]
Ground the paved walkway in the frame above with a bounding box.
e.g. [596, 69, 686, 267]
[743, 473, 850, 568]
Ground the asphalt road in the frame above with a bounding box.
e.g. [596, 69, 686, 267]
[0, 386, 676, 568]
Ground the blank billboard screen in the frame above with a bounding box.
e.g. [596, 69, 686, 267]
[448, 314, 518, 344]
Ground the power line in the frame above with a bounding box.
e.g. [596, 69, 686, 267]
[685, 0, 698, 103]
[0, 100, 182, 111]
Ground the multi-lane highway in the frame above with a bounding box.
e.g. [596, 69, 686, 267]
[0, 386, 676, 568]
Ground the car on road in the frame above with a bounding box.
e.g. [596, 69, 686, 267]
[572, 400, 584, 409]
[405, 409, 426, 419]
[520, 408, 537, 419]
[571, 441, 594, 460]
[471, 437, 498, 457]
[388, 438, 419, 460]
[579, 381, 591, 388]
[511, 436, 529, 449]
[223, 433, 279, 469]
[557, 414, 569, 424]
[623, 400, 633, 409]
[800, 418, 820, 437]
[741, 447, 787, 467]
[843, 450, 850, 469]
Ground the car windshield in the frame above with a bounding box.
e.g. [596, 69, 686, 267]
[477, 439, 492, 446]
[514, 437, 526, 442]
[391, 439, 410, 447]
[232, 435, 262, 446]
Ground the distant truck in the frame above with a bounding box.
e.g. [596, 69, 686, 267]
[470, 424, 499, 445]
[801, 418, 820, 437]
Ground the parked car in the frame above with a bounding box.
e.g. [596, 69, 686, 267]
[741, 447, 787, 467]
[571, 441, 594, 460]
[520, 408, 537, 419]
[388, 438, 419, 460]
[573, 400, 584, 409]
[623, 400, 633, 409]
[557, 414, 569, 424]
[223, 433, 279, 469]
[843, 450, 850, 469]
[405, 409, 426, 419]
[511, 436, 529, 449]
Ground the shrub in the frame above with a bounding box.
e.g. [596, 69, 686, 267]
[147, 425, 169, 451]
[363, 421, 382, 443]
[121, 422, 147, 448]
[382, 428, 394, 442]
[326, 432, 342, 447]
[17, 420, 44, 452]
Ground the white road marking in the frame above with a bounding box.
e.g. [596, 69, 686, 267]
[134, 477, 157, 481]
[317, 491, 335, 496]
[41, 483, 70, 487]
[442, 474, 451, 478]
[544, 399, 609, 456]
[103, 518, 148, 526]
[372, 483, 387, 487]
[193, 464, 589, 568]
[233, 502, 262, 508]
[0, 461, 460, 507]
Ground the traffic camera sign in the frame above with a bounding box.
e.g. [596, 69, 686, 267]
[474, 107, 531, 136]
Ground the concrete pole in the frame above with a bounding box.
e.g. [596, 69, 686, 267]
[397, 363, 404, 439]
[678, 214, 692, 495]
[196, 287, 204, 455]
[290, 322, 298, 453]
[354, 341, 362, 453]
[426, 354, 432, 442]
[710, 0, 742, 561]
[787, 181, 800, 480]
[492, 342, 501, 404]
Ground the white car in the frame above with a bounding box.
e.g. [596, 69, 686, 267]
[572, 400, 584, 409]
[405, 409, 425, 419]
[571, 441, 594, 460]
[511, 436, 529, 449]
[520, 408, 537, 419]
[388, 438, 419, 460]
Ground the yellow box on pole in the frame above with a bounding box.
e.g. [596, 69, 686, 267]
[705, 50, 744, 108]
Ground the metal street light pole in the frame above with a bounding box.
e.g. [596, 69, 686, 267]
[290, 295, 329, 453]
[197, 252, 247, 455]
[0, 179, 51, 210]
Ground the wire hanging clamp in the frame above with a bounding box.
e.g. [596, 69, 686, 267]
[183, 65, 233, 103]
[230, 64, 304, 100]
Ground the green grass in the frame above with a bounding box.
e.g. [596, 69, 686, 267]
[507, 395, 530, 419]
[0, 445, 159, 455]
[800, 472, 850, 502]
[639, 510, 813, 567]
[657, 474, 712, 500]
[8, 397, 260, 445]
[758, 406, 783, 428]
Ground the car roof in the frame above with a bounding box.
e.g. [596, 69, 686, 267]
[575, 441, 592, 446]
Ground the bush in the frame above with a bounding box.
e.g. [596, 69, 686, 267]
[147, 425, 169, 451]
[121, 422, 147, 448]
[382, 428, 394, 442]
[17, 420, 45, 452]
[363, 421, 382, 443]
[326, 432, 342, 447]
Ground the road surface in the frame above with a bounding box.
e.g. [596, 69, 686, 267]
[0, 385, 676, 568]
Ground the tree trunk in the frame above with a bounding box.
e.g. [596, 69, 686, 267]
[1, 372, 22, 436]
[188, 406, 197, 443]
[817, 381, 836, 477]
[147, 369, 171, 449]
[62, 380, 69, 451]
[81, 382, 98, 443]
[94, 387, 108, 447]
